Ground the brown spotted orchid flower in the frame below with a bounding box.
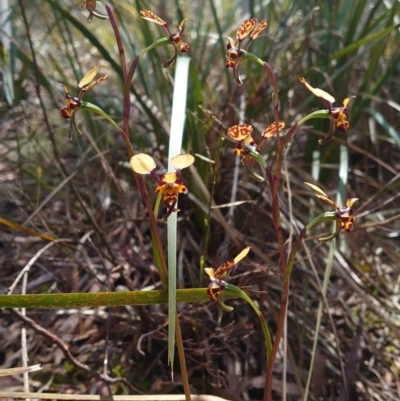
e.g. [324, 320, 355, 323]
[140, 10, 189, 68]
[205, 247, 251, 312]
[130, 153, 194, 219]
[305, 182, 358, 240]
[299, 77, 355, 145]
[226, 121, 285, 180]
[226, 18, 268, 85]
[60, 66, 108, 140]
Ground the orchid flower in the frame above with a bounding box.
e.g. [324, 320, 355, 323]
[226, 18, 268, 85]
[140, 10, 189, 68]
[130, 153, 194, 219]
[60, 66, 108, 140]
[305, 182, 358, 240]
[226, 121, 285, 180]
[299, 77, 355, 145]
[205, 247, 251, 313]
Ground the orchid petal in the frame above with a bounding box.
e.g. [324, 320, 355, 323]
[130, 154, 157, 174]
[237, 18, 257, 41]
[171, 154, 194, 170]
[140, 10, 167, 26]
[299, 77, 335, 104]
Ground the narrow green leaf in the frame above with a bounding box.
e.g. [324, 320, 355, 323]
[329, 25, 398, 61]
[167, 56, 191, 372]
[365, 108, 400, 149]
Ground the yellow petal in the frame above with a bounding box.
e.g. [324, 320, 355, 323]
[140, 10, 166, 26]
[130, 154, 156, 174]
[171, 154, 194, 170]
[204, 267, 216, 280]
[163, 172, 177, 183]
[227, 36, 237, 48]
[304, 182, 329, 197]
[78, 66, 99, 88]
[61, 84, 70, 95]
[343, 96, 355, 108]
[178, 18, 187, 31]
[346, 198, 358, 208]
[299, 77, 335, 104]
[233, 246, 251, 265]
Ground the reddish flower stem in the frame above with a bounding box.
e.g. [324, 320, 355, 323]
[264, 228, 307, 400]
[106, 4, 127, 83]
[263, 62, 280, 152]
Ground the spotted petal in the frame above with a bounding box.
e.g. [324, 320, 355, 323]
[227, 124, 253, 141]
[140, 10, 166, 26]
[237, 18, 257, 41]
[213, 246, 251, 279]
[250, 20, 268, 40]
[81, 74, 108, 93]
[262, 120, 285, 138]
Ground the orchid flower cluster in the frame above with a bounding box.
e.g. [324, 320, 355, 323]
[59, 9, 359, 317]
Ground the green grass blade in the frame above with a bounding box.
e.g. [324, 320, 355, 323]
[302, 238, 336, 401]
[167, 56, 191, 374]
[366, 108, 400, 149]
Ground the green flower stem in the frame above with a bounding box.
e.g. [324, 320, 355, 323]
[80, 101, 136, 156]
[248, 150, 267, 169]
[224, 284, 272, 364]
[0, 288, 230, 309]
[80, 102, 121, 131]
[242, 51, 263, 66]
[306, 211, 337, 231]
[140, 37, 171, 57]
[297, 110, 330, 126]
